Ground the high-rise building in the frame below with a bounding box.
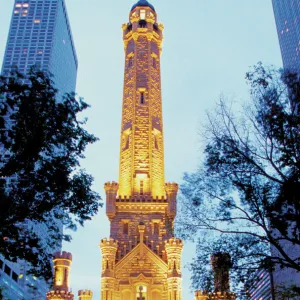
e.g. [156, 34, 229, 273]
[271, 3, 300, 293]
[247, 269, 273, 300]
[0, 0, 77, 299]
[100, 1, 184, 299]
[1, 0, 77, 95]
[272, 0, 300, 73]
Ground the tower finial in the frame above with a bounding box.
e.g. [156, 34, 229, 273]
[131, 0, 155, 12]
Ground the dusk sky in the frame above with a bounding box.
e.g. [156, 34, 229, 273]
[0, 0, 282, 299]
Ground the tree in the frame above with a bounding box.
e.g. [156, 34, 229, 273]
[0, 68, 101, 281]
[177, 63, 300, 296]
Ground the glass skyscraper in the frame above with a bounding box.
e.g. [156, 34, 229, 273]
[271, 1, 300, 293]
[0, 0, 77, 299]
[272, 0, 300, 73]
[1, 0, 77, 95]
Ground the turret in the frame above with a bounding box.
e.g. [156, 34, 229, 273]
[78, 290, 93, 300]
[100, 239, 118, 300]
[46, 251, 74, 300]
[166, 182, 179, 218]
[165, 238, 183, 300]
[104, 182, 118, 220]
[118, 0, 166, 200]
[194, 253, 236, 300]
[211, 253, 232, 293]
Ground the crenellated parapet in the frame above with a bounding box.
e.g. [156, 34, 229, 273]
[195, 291, 209, 300]
[166, 182, 179, 218]
[78, 290, 93, 300]
[209, 292, 236, 300]
[46, 290, 74, 300]
[194, 291, 236, 300]
[104, 182, 119, 220]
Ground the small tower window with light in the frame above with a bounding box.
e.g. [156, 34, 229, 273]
[140, 9, 146, 20]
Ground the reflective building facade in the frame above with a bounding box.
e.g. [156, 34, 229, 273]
[0, 0, 77, 299]
[247, 269, 273, 300]
[1, 0, 77, 95]
[272, 0, 300, 73]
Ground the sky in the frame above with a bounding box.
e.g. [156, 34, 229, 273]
[0, 0, 283, 299]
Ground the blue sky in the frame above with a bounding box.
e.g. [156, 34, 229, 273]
[0, 0, 282, 299]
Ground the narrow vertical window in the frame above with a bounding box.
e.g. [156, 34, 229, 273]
[140, 10, 146, 20]
[154, 135, 159, 150]
[153, 57, 156, 69]
[140, 180, 144, 195]
[154, 223, 159, 235]
[123, 223, 129, 235]
[140, 92, 144, 104]
[123, 134, 130, 150]
[128, 57, 133, 67]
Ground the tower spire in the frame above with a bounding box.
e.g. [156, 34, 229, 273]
[101, 3, 182, 299]
[118, 1, 165, 199]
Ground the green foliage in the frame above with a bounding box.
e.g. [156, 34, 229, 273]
[177, 63, 300, 296]
[0, 68, 101, 281]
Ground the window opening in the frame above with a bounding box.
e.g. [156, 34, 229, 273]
[140, 92, 144, 104]
[123, 223, 129, 235]
[154, 223, 159, 235]
[128, 56, 133, 67]
[139, 19, 147, 28]
[123, 134, 130, 151]
[154, 135, 159, 150]
[140, 180, 144, 195]
[153, 57, 156, 68]
[140, 10, 146, 20]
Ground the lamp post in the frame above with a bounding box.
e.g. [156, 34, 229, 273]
[138, 286, 145, 300]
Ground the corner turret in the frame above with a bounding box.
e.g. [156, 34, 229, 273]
[166, 182, 179, 219]
[104, 182, 119, 220]
[165, 238, 183, 300]
[46, 251, 74, 300]
[100, 239, 118, 300]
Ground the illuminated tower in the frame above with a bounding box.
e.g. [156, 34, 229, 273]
[46, 251, 74, 300]
[101, 1, 183, 299]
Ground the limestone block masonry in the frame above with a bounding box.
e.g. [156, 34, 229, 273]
[101, 1, 183, 299]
